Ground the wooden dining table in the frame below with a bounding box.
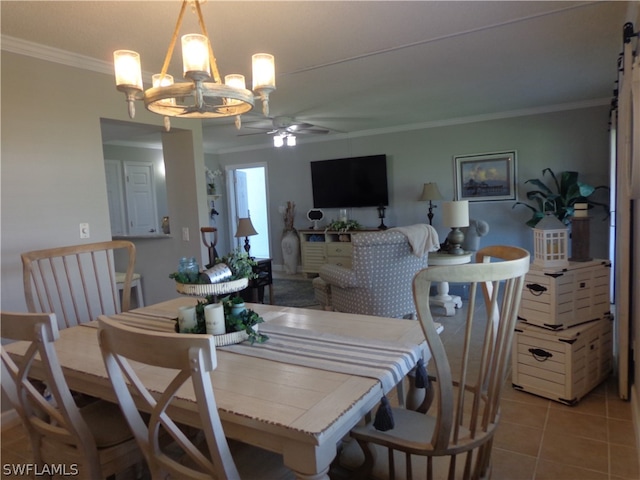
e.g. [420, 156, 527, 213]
[5, 297, 432, 480]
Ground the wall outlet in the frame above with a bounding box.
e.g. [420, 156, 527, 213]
[79, 223, 90, 239]
[182, 227, 189, 241]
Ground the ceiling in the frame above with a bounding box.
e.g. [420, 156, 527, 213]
[1, 1, 636, 154]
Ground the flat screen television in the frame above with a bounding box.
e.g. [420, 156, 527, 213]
[310, 154, 389, 208]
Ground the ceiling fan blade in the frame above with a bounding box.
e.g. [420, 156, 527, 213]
[296, 127, 330, 134]
[237, 131, 268, 137]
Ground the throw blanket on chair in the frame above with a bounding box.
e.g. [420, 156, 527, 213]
[391, 224, 440, 257]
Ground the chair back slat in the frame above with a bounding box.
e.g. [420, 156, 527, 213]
[98, 316, 241, 480]
[22, 241, 136, 329]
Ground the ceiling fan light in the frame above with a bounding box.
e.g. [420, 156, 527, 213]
[114, 50, 143, 90]
[286, 135, 296, 146]
[181, 34, 210, 77]
[274, 135, 284, 148]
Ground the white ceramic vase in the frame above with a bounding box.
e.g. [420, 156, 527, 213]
[281, 230, 300, 274]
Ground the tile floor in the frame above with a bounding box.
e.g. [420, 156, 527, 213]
[2, 284, 639, 479]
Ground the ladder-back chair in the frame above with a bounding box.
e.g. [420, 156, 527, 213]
[1, 311, 142, 479]
[22, 240, 136, 329]
[349, 245, 530, 480]
[98, 316, 291, 479]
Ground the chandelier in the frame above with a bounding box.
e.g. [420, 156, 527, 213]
[113, 0, 275, 131]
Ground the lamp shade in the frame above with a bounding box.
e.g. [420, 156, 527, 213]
[181, 34, 210, 75]
[252, 53, 276, 90]
[235, 217, 258, 238]
[442, 201, 469, 228]
[419, 182, 444, 201]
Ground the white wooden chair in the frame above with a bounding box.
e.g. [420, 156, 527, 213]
[98, 316, 291, 479]
[116, 271, 144, 308]
[22, 240, 136, 329]
[0, 311, 142, 480]
[349, 246, 530, 480]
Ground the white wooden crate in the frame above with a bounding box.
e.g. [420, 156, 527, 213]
[512, 317, 613, 405]
[519, 259, 611, 330]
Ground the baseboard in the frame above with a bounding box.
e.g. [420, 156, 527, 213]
[1, 408, 21, 431]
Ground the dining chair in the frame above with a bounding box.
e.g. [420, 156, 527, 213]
[22, 240, 136, 329]
[348, 245, 530, 480]
[98, 316, 290, 480]
[0, 311, 142, 480]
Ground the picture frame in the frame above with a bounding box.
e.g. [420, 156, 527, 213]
[454, 151, 517, 202]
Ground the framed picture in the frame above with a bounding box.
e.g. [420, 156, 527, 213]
[454, 151, 517, 202]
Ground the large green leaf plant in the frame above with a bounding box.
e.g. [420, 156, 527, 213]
[513, 168, 609, 228]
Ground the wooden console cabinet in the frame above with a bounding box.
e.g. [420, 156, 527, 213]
[298, 229, 377, 277]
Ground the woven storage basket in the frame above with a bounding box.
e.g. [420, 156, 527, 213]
[175, 278, 248, 296]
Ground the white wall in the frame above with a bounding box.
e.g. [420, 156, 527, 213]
[1, 52, 208, 312]
[1, 51, 612, 311]
[217, 107, 612, 268]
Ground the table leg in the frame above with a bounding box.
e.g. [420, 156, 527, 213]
[430, 281, 462, 316]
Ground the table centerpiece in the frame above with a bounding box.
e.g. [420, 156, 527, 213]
[169, 249, 268, 345]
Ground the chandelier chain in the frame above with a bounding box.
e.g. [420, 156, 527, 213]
[159, 0, 188, 80]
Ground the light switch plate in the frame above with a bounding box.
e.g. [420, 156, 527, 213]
[80, 223, 90, 239]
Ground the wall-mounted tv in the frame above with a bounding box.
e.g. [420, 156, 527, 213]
[310, 154, 389, 208]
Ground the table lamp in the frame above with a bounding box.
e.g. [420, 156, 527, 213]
[442, 200, 469, 255]
[418, 182, 444, 225]
[235, 217, 258, 255]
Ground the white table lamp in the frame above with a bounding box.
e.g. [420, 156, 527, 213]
[442, 200, 469, 255]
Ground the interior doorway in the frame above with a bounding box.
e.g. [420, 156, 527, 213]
[227, 164, 270, 259]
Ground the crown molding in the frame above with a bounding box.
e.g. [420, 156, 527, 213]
[215, 98, 610, 155]
[1, 35, 112, 75]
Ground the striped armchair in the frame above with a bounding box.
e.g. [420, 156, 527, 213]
[315, 227, 437, 318]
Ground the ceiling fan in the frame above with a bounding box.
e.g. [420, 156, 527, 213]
[240, 116, 331, 146]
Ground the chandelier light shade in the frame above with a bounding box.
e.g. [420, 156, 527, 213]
[113, 0, 275, 130]
[418, 182, 444, 225]
[442, 200, 469, 255]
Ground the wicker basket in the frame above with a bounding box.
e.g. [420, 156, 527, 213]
[175, 278, 248, 297]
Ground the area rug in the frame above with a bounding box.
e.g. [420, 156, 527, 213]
[271, 278, 318, 308]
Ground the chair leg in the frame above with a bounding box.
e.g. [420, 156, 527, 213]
[354, 439, 376, 480]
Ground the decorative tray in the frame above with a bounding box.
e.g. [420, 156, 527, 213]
[212, 329, 249, 346]
[175, 278, 248, 296]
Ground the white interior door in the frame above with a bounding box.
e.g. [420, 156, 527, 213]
[124, 161, 159, 235]
[227, 164, 270, 259]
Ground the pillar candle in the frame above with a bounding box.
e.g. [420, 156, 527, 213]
[178, 306, 197, 333]
[205, 303, 226, 335]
